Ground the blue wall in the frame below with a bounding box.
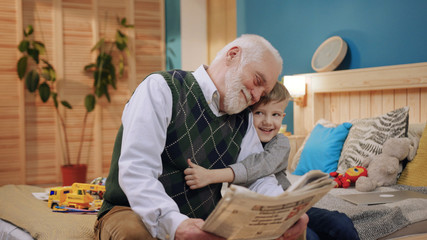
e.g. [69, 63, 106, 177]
[237, 0, 427, 133]
[165, 0, 181, 70]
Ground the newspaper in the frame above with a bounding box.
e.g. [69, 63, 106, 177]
[202, 170, 334, 240]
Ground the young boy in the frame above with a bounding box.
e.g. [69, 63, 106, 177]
[184, 81, 291, 190]
[184, 82, 360, 240]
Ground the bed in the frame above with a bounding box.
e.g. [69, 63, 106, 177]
[1, 62, 427, 240]
[0, 185, 96, 240]
[286, 62, 427, 240]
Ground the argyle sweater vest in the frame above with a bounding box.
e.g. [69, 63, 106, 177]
[99, 70, 249, 220]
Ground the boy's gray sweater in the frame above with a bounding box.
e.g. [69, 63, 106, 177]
[229, 134, 291, 190]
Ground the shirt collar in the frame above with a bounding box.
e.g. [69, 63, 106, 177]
[192, 65, 223, 116]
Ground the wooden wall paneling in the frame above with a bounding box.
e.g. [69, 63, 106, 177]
[421, 88, 427, 123]
[322, 93, 331, 122]
[97, 0, 165, 178]
[16, 0, 26, 185]
[98, 0, 126, 39]
[349, 92, 360, 120]
[294, 63, 427, 142]
[95, 0, 114, 183]
[394, 89, 408, 109]
[311, 63, 427, 93]
[303, 77, 313, 134]
[359, 91, 370, 119]
[0, 0, 165, 185]
[382, 89, 395, 114]
[53, 0, 64, 183]
[21, 0, 59, 185]
[126, 0, 137, 95]
[370, 91, 382, 117]
[158, 0, 166, 71]
[91, 0, 103, 182]
[293, 96, 309, 135]
[87, 0, 138, 179]
[96, 0, 128, 180]
[101, 108, 116, 176]
[17, 0, 26, 185]
[101, 105, 123, 174]
[293, 103, 304, 135]
[207, 0, 236, 64]
[134, 0, 165, 88]
[61, 0, 96, 183]
[330, 93, 340, 123]
[407, 88, 420, 123]
[295, 76, 313, 135]
[181, 0, 207, 70]
[339, 92, 350, 123]
[93, 105, 102, 180]
[93, 0, 166, 179]
[0, 0, 24, 185]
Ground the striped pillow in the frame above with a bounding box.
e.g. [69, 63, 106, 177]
[337, 106, 409, 173]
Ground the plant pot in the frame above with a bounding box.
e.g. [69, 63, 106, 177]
[61, 164, 87, 186]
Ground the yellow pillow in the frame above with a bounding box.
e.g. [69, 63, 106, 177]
[398, 124, 427, 186]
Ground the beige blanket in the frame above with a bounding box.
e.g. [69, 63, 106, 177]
[0, 184, 96, 240]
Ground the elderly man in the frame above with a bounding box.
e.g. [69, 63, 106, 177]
[95, 34, 307, 240]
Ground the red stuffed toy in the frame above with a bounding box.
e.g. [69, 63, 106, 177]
[330, 166, 368, 188]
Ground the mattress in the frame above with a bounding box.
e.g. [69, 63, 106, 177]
[0, 185, 96, 240]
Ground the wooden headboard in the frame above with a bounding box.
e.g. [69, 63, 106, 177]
[292, 62, 427, 136]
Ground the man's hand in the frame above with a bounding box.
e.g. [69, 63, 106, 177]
[184, 159, 212, 189]
[176, 214, 308, 240]
[275, 214, 309, 240]
[175, 219, 225, 240]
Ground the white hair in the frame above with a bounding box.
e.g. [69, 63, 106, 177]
[212, 34, 283, 73]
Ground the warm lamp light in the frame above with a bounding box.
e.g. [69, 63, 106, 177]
[282, 75, 307, 107]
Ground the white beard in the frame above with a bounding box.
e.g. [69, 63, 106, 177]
[223, 66, 251, 114]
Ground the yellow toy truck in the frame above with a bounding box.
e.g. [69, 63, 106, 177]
[47, 186, 72, 209]
[48, 183, 105, 210]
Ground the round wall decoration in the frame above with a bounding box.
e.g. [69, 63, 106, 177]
[311, 36, 347, 72]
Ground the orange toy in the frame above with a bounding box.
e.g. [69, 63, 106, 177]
[330, 166, 368, 188]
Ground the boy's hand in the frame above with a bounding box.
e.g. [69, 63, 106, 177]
[184, 159, 212, 189]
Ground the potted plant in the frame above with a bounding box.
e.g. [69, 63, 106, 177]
[17, 25, 75, 184]
[17, 18, 133, 185]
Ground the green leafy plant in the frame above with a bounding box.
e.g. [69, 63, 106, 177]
[17, 25, 73, 165]
[16, 17, 133, 167]
[79, 17, 133, 164]
[84, 17, 134, 104]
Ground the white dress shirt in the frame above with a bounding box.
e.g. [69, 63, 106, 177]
[118, 65, 283, 240]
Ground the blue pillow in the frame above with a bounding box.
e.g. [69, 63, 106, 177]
[293, 122, 352, 175]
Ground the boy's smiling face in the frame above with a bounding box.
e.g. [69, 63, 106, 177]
[252, 99, 287, 143]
